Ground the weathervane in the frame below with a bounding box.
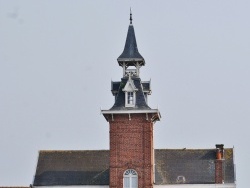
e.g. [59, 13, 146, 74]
[130, 8, 133, 24]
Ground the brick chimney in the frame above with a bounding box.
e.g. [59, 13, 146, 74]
[215, 144, 224, 184]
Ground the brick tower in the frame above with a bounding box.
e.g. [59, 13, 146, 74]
[102, 11, 161, 188]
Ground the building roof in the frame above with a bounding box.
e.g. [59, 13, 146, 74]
[33, 150, 109, 186]
[117, 24, 145, 66]
[0, 187, 30, 188]
[111, 81, 121, 96]
[154, 148, 235, 184]
[33, 148, 235, 186]
[110, 77, 151, 111]
[141, 81, 151, 93]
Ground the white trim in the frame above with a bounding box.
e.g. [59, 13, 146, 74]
[101, 109, 161, 122]
[123, 75, 138, 107]
[101, 109, 160, 114]
[123, 169, 138, 188]
[154, 183, 236, 188]
[33, 186, 109, 188]
[118, 58, 144, 62]
[32, 183, 236, 188]
[125, 91, 136, 107]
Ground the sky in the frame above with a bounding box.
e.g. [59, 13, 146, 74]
[0, 0, 249, 187]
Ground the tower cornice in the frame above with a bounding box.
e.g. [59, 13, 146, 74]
[101, 109, 161, 122]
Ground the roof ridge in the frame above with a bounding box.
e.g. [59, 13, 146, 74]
[155, 148, 234, 150]
[39, 149, 109, 153]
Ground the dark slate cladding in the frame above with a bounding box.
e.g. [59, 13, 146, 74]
[224, 149, 236, 183]
[154, 149, 235, 185]
[142, 82, 150, 92]
[33, 150, 109, 186]
[111, 81, 121, 96]
[110, 77, 151, 110]
[33, 149, 235, 186]
[0, 187, 30, 188]
[117, 25, 144, 64]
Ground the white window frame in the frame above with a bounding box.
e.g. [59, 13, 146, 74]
[123, 169, 138, 188]
[125, 91, 135, 107]
[122, 75, 137, 108]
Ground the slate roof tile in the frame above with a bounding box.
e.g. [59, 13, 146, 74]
[33, 150, 109, 186]
[0, 187, 30, 188]
[117, 25, 144, 65]
[154, 149, 235, 184]
[33, 148, 235, 186]
[110, 77, 151, 111]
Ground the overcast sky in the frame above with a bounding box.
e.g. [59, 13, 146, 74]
[0, 1, 249, 187]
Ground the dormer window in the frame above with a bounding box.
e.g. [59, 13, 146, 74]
[128, 92, 134, 104]
[123, 75, 138, 107]
[125, 91, 135, 107]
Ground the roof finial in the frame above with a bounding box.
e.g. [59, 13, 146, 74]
[130, 8, 133, 24]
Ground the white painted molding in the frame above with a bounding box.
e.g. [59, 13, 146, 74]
[101, 109, 160, 114]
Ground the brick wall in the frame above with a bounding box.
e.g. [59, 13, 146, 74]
[215, 160, 224, 184]
[108, 113, 155, 188]
[215, 145, 224, 184]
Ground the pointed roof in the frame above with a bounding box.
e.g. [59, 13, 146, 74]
[122, 75, 138, 92]
[117, 12, 145, 66]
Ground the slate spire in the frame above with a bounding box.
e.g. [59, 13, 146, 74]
[117, 11, 145, 66]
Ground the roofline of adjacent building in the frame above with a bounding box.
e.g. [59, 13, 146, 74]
[31, 183, 236, 187]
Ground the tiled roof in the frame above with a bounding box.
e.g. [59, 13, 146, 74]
[110, 77, 151, 110]
[33, 150, 109, 186]
[117, 24, 144, 65]
[112, 81, 150, 96]
[111, 81, 120, 96]
[0, 187, 30, 188]
[33, 148, 235, 186]
[155, 148, 235, 184]
[142, 82, 151, 93]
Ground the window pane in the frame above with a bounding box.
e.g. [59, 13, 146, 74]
[131, 177, 138, 188]
[124, 177, 130, 188]
[128, 92, 133, 104]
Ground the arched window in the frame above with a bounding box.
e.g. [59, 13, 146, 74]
[123, 169, 138, 188]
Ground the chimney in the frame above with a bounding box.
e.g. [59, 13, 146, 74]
[215, 144, 224, 184]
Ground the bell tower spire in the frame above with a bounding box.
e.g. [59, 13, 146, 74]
[102, 12, 160, 188]
[118, 11, 145, 77]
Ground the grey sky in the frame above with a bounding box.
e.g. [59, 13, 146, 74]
[0, 0, 249, 187]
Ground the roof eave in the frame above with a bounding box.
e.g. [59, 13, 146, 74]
[117, 58, 145, 66]
[101, 109, 161, 122]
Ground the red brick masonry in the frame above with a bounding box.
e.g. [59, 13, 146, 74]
[108, 113, 155, 188]
[215, 159, 224, 183]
